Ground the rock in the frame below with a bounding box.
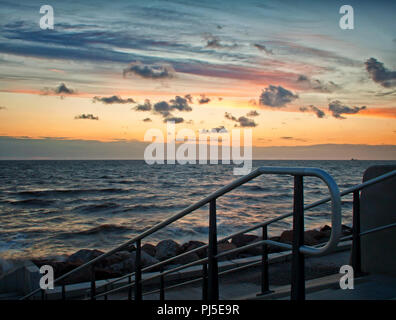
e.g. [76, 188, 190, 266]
[279, 229, 330, 246]
[342, 224, 353, 236]
[137, 250, 159, 268]
[173, 252, 200, 265]
[216, 242, 237, 261]
[66, 249, 104, 264]
[142, 243, 156, 257]
[180, 241, 207, 258]
[100, 251, 132, 268]
[231, 234, 260, 248]
[155, 240, 181, 261]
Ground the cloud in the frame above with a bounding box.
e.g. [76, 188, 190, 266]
[200, 126, 228, 134]
[164, 116, 184, 123]
[0, 106, 7, 110]
[74, 114, 99, 120]
[280, 136, 306, 142]
[123, 61, 174, 79]
[152, 96, 192, 118]
[365, 58, 396, 88]
[246, 110, 260, 117]
[259, 85, 298, 107]
[328, 100, 366, 119]
[143, 118, 152, 122]
[198, 94, 210, 104]
[225, 112, 237, 121]
[93, 95, 135, 104]
[184, 94, 193, 103]
[297, 75, 339, 93]
[253, 43, 273, 55]
[299, 105, 325, 118]
[204, 33, 238, 49]
[224, 112, 257, 127]
[42, 83, 75, 97]
[134, 99, 152, 111]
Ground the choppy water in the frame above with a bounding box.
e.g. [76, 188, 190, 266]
[0, 160, 394, 259]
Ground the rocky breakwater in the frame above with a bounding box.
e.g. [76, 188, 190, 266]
[32, 225, 352, 285]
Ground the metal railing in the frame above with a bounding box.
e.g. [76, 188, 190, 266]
[21, 167, 396, 301]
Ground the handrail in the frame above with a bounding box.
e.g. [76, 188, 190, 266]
[22, 168, 396, 300]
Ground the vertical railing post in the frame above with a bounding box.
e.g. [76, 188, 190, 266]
[61, 281, 66, 300]
[90, 264, 96, 300]
[291, 175, 305, 301]
[135, 239, 142, 301]
[202, 263, 208, 301]
[160, 266, 165, 301]
[128, 275, 132, 300]
[351, 190, 362, 275]
[207, 199, 219, 301]
[257, 225, 271, 295]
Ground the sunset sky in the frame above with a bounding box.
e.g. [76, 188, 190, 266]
[0, 0, 395, 159]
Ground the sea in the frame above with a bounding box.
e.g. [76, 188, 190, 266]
[0, 160, 394, 260]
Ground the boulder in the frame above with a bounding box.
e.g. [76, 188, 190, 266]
[66, 249, 104, 264]
[142, 243, 156, 257]
[216, 242, 237, 261]
[279, 228, 330, 246]
[231, 234, 260, 248]
[180, 241, 207, 258]
[155, 240, 181, 261]
[173, 252, 200, 265]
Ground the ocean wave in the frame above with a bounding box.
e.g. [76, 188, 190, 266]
[74, 202, 121, 212]
[8, 198, 55, 206]
[15, 187, 134, 198]
[72, 224, 131, 235]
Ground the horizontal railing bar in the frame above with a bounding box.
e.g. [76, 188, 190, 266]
[215, 239, 268, 259]
[360, 222, 396, 236]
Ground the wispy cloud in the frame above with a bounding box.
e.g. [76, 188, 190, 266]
[253, 43, 273, 55]
[299, 105, 325, 118]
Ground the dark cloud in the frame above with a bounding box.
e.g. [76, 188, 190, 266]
[42, 83, 75, 97]
[297, 75, 339, 93]
[93, 95, 135, 104]
[299, 105, 325, 118]
[54, 83, 75, 95]
[184, 94, 193, 103]
[123, 61, 174, 79]
[328, 100, 366, 119]
[259, 85, 298, 107]
[225, 112, 237, 121]
[224, 112, 257, 127]
[169, 96, 192, 112]
[143, 118, 152, 122]
[164, 116, 184, 123]
[246, 110, 260, 117]
[198, 94, 210, 104]
[365, 58, 396, 88]
[204, 33, 237, 49]
[200, 126, 228, 134]
[253, 43, 273, 55]
[0, 106, 7, 110]
[134, 99, 152, 111]
[74, 114, 99, 120]
[152, 96, 192, 118]
[280, 136, 306, 142]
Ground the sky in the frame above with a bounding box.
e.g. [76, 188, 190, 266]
[0, 0, 395, 159]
